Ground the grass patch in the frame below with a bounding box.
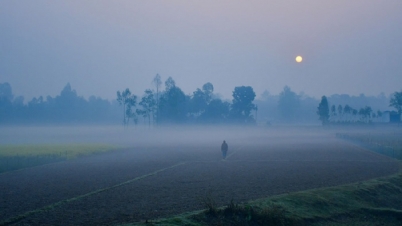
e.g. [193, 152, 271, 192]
[0, 144, 119, 173]
[130, 171, 402, 226]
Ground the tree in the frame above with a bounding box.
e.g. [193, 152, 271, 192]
[352, 109, 358, 122]
[117, 88, 137, 126]
[278, 86, 300, 122]
[189, 88, 207, 116]
[188, 82, 215, 118]
[390, 91, 402, 114]
[377, 110, 383, 118]
[364, 106, 373, 122]
[158, 77, 187, 123]
[0, 83, 14, 122]
[126, 104, 138, 125]
[52, 83, 87, 121]
[165, 76, 176, 91]
[343, 104, 352, 122]
[337, 104, 343, 117]
[317, 96, 329, 125]
[331, 105, 336, 115]
[153, 74, 162, 124]
[137, 89, 156, 127]
[202, 82, 214, 103]
[358, 106, 372, 123]
[200, 99, 230, 123]
[0, 82, 13, 102]
[231, 86, 256, 123]
[343, 105, 351, 114]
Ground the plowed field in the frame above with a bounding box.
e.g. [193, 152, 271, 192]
[1, 134, 399, 225]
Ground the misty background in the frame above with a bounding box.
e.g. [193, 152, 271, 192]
[1, 1, 402, 102]
[1, 1, 401, 126]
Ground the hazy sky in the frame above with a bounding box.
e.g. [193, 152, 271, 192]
[1, 0, 401, 101]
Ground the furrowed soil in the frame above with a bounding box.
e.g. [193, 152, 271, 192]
[0, 131, 400, 225]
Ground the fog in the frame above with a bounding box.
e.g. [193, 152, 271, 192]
[0, 125, 330, 146]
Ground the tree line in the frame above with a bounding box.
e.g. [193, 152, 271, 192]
[0, 78, 399, 125]
[317, 92, 402, 125]
[116, 75, 257, 126]
[0, 82, 120, 124]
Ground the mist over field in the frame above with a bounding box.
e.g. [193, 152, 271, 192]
[0, 125, 320, 146]
[0, 124, 393, 147]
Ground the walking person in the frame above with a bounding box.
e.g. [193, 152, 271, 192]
[221, 140, 228, 159]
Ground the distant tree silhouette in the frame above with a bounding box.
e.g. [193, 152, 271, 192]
[200, 99, 230, 123]
[202, 82, 214, 103]
[136, 89, 156, 126]
[54, 83, 87, 121]
[364, 106, 373, 122]
[331, 105, 336, 114]
[153, 74, 162, 124]
[189, 88, 208, 116]
[0, 83, 13, 101]
[0, 82, 119, 124]
[390, 91, 402, 114]
[352, 109, 358, 122]
[343, 105, 351, 114]
[158, 77, 187, 123]
[278, 86, 300, 122]
[337, 104, 343, 121]
[164, 76, 176, 91]
[377, 110, 383, 118]
[231, 86, 256, 123]
[343, 104, 352, 122]
[317, 96, 329, 125]
[358, 106, 372, 123]
[188, 83, 215, 118]
[0, 83, 14, 122]
[117, 88, 137, 126]
[126, 103, 138, 125]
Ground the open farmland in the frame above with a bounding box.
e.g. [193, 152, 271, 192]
[0, 127, 400, 225]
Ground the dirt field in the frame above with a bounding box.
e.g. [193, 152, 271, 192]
[0, 130, 400, 225]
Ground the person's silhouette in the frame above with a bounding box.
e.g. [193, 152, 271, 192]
[221, 140, 228, 159]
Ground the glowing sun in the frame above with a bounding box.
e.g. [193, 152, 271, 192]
[295, 56, 303, 63]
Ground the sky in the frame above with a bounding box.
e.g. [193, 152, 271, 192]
[1, 0, 401, 101]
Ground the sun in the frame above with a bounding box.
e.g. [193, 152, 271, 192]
[295, 56, 303, 63]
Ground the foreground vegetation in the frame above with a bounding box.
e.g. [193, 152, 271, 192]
[130, 168, 402, 226]
[0, 144, 118, 173]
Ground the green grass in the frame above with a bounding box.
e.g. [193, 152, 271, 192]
[0, 143, 119, 159]
[128, 169, 402, 226]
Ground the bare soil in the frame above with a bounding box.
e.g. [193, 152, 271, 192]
[0, 135, 399, 226]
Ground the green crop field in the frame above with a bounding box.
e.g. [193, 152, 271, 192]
[0, 143, 119, 159]
[0, 144, 120, 173]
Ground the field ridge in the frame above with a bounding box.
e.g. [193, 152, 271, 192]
[0, 162, 186, 226]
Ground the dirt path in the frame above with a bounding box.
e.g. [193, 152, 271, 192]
[1, 137, 399, 225]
